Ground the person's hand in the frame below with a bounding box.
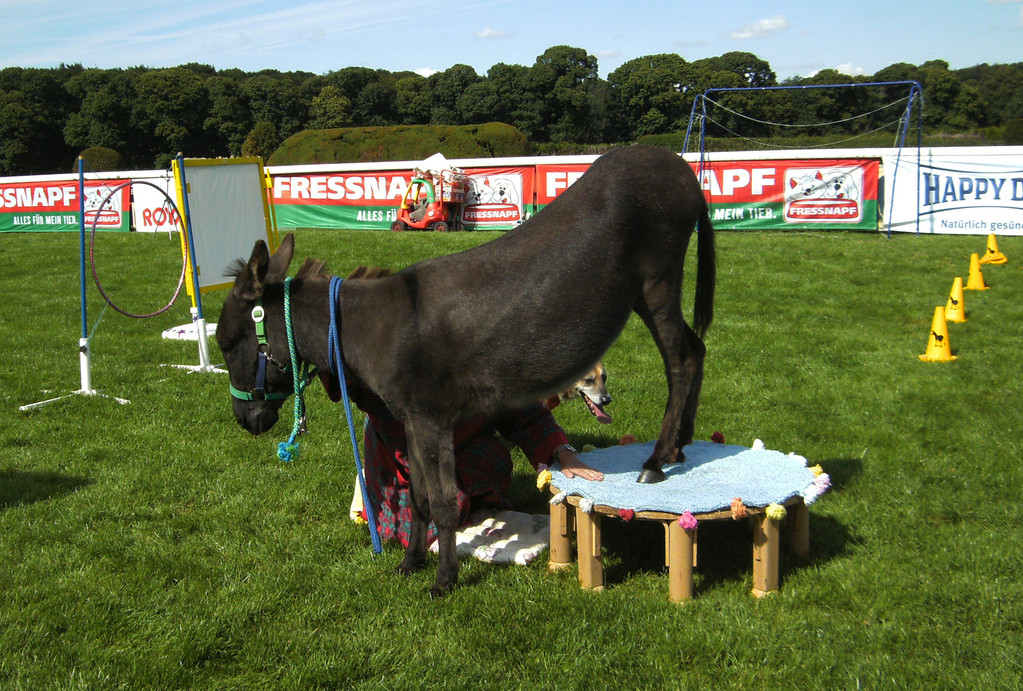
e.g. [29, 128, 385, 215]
[557, 449, 604, 481]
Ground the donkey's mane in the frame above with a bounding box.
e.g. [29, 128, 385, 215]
[295, 257, 329, 280]
[225, 258, 247, 279]
[346, 265, 392, 280]
[224, 257, 391, 283]
[293, 260, 392, 282]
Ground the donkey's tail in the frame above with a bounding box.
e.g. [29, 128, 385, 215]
[692, 205, 716, 339]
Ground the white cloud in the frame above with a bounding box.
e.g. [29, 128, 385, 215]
[474, 26, 509, 39]
[415, 67, 438, 77]
[729, 15, 789, 40]
[835, 63, 866, 76]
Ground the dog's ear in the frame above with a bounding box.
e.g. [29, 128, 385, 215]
[232, 238, 271, 301]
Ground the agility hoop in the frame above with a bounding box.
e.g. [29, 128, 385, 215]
[89, 180, 187, 319]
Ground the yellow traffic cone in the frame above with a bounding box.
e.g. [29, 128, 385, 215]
[978, 233, 1007, 265]
[965, 253, 989, 291]
[920, 306, 957, 362]
[944, 276, 966, 323]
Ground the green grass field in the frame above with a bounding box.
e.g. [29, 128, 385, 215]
[1, 228, 1021, 689]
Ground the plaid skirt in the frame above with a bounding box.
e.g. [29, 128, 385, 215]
[361, 405, 567, 547]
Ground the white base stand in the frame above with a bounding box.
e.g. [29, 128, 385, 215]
[161, 308, 226, 374]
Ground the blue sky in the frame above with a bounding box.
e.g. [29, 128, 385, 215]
[2, 0, 1021, 80]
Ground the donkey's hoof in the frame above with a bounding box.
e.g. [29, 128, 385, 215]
[636, 468, 666, 484]
[396, 559, 425, 577]
[429, 581, 457, 599]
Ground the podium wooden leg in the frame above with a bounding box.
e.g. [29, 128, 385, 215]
[548, 499, 574, 572]
[786, 500, 810, 559]
[668, 520, 695, 602]
[752, 514, 780, 598]
[576, 510, 603, 591]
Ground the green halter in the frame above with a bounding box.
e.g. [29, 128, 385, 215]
[228, 302, 292, 402]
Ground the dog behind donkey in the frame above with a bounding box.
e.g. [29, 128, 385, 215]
[218, 146, 715, 596]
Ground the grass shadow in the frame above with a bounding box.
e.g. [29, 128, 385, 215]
[0, 470, 93, 511]
[819, 456, 863, 491]
[599, 510, 855, 596]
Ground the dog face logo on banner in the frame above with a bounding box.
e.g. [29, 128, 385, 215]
[464, 173, 523, 227]
[783, 167, 864, 223]
[84, 183, 124, 229]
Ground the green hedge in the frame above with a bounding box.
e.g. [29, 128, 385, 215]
[268, 123, 532, 165]
[1006, 119, 1023, 145]
[75, 146, 125, 173]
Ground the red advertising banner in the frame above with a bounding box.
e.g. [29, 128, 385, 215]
[270, 166, 536, 230]
[535, 163, 590, 208]
[0, 179, 130, 232]
[270, 171, 407, 228]
[695, 159, 880, 230]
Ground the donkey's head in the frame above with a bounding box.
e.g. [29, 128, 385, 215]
[216, 234, 296, 435]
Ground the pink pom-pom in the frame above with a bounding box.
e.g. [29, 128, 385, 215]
[711, 431, 726, 444]
[618, 508, 635, 522]
[814, 473, 832, 492]
[619, 434, 637, 445]
[678, 511, 698, 530]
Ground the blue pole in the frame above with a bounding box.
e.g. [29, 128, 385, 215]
[683, 97, 700, 153]
[176, 153, 205, 321]
[78, 157, 88, 341]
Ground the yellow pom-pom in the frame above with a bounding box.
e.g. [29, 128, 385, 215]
[350, 513, 368, 525]
[581, 444, 597, 453]
[809, 464, 824, 476]
[536, 469, 553, 491]
[766, 503, 787, 521]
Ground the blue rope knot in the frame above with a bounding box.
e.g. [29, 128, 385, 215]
[277, 440, 300, 462]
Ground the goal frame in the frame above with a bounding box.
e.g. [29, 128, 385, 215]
[683, 80, 924, 235]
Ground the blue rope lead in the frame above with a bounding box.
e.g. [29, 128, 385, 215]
[329, 276, 383, 554]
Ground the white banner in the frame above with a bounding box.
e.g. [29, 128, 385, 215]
[884, 147, 1023, 235]
[130, 175, 180, 234]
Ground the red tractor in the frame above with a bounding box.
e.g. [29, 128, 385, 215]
[391, 169, 467, 232]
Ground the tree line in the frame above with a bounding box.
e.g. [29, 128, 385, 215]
[1, 46, 1021, 176]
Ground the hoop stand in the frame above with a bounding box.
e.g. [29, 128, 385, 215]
[20, 159, 130, 411]
[161, 306, 226, 374]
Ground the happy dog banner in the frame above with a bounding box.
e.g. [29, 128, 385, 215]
[883, 148, 1023, 235]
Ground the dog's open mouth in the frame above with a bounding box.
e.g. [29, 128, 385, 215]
[583, 393, 613, 424]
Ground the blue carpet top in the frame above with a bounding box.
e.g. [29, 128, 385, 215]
[551, 440, 822, 515]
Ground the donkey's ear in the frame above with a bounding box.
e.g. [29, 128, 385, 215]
[266, 233, 295, 283]
[233, 239, 271, 301]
